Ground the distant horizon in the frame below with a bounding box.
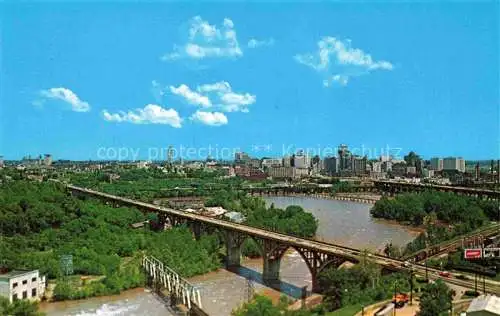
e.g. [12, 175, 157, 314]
[2, 145, 499, 163]
[2, 2, 499, 161]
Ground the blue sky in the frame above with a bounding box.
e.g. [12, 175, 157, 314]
[1, 2, 499, 161]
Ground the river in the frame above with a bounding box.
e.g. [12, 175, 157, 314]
[42, 196, 418, 316]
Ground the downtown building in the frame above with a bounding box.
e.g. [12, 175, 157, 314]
[443, 157, 466, 173]
[261, 158, 282, 169]
[430, 157, 444, 171]
[293, 150, 311, 169]
[234, 152, 250, 164]
[267, 166, 309, 180]
[323, 156, 339, 176]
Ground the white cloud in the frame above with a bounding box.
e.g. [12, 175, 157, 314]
[247, 38, 274, 49]
[162, 16, 242, 60]
[196, 81, 256, 113]
[39, 87, 90, 112]
[102, 104, 182, 128]
[190, 110, 228, 126]
[295, 37, 393, 86]
[197, 81, 232, 93]
[170, 84, 211, 107]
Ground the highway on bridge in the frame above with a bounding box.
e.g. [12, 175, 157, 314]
[67, 183, 500, 294]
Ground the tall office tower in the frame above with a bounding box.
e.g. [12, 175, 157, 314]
[338, 144, 351, 172]
[430, 157, 444, 171]
[167, 145, 174, 164]
[44, 154, 52, 166]
[0, 155, 4, 168]
[324, 156, 338, 176]
[443, 157, 466, 173]
[293, 150, 310, 169]
[282, 155, 292, 167]
[235, 152, 250, 164]
[497, 160, 500, 183]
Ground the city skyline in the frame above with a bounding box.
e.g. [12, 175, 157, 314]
[1, 2, 499, 160]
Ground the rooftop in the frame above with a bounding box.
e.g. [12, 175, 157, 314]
[467, 294, 500, 314]
[0, 270, 37, 281]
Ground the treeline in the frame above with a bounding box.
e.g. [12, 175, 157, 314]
[0, 180, 222, 302]
[371, 192, 497, 227]
[371, 192, 497, 255]
[68, 168, 244, 201]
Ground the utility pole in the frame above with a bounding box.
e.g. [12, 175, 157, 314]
[409, 268, 414, 306]
[483, 262, 486, 294]
[425, 260, 429, 280]
[393, 281, 397, 316]
[475, 272, 478, 293]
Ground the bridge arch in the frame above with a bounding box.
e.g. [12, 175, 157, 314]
[258, 242, 352, 293]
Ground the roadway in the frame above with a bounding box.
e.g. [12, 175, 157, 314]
[66, 184, 500, 294]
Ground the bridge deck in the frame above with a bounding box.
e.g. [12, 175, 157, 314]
[67, 184, 500, 293]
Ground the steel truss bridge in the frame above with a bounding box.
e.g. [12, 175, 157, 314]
[66, 184, 500, 294]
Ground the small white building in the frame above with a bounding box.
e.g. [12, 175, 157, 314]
[0, 270, 46, 303]
[466, 294, 500, 316]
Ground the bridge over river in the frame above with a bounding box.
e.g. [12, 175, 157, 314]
[65, 183, 500, 294]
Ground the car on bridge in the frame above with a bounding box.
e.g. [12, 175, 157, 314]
[439, 271, 451, 278]
[401, 261, 411, 268]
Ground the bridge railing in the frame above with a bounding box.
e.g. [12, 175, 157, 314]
[142, 255, 203, 310]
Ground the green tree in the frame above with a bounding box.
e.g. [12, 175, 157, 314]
[417, 280, 454, 316]
[0, 296, 45, 316]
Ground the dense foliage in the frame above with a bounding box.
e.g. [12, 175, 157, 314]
[231, 295, 319, 316]
[0, 180, 222, 302]
[0, 297, 45, 316]
[416, 280, 454, 316]
[371, 192, 496, 226]
[371, 192, 497, 255]
[69, 167, 244, 201]
[318, 254, 411, 312]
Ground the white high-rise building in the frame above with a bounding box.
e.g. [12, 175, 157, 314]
[430, 158, 443, 171]
[294, 151, 310, 169]
[443, 157, 466, 173]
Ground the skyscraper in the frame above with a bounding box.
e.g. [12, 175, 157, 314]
[430, 158, 443, 171]
[293, 150, 310, 169]
[338, 144, 351, 172]
[324, 157, 338, 176]
[443, 157, 465, 173]
[44, 154, 52, 166]
[167, 146, 174, 164]
[235, 152, 250, 163]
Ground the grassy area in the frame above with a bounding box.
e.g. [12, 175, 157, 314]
[327, 304, 362, 316]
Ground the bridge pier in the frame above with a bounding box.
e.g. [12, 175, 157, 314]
[263, 256, 281, 287]
[225, 231, 243, 267]
[262, 240, 287, 288]
[190, 222, 202, 240]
